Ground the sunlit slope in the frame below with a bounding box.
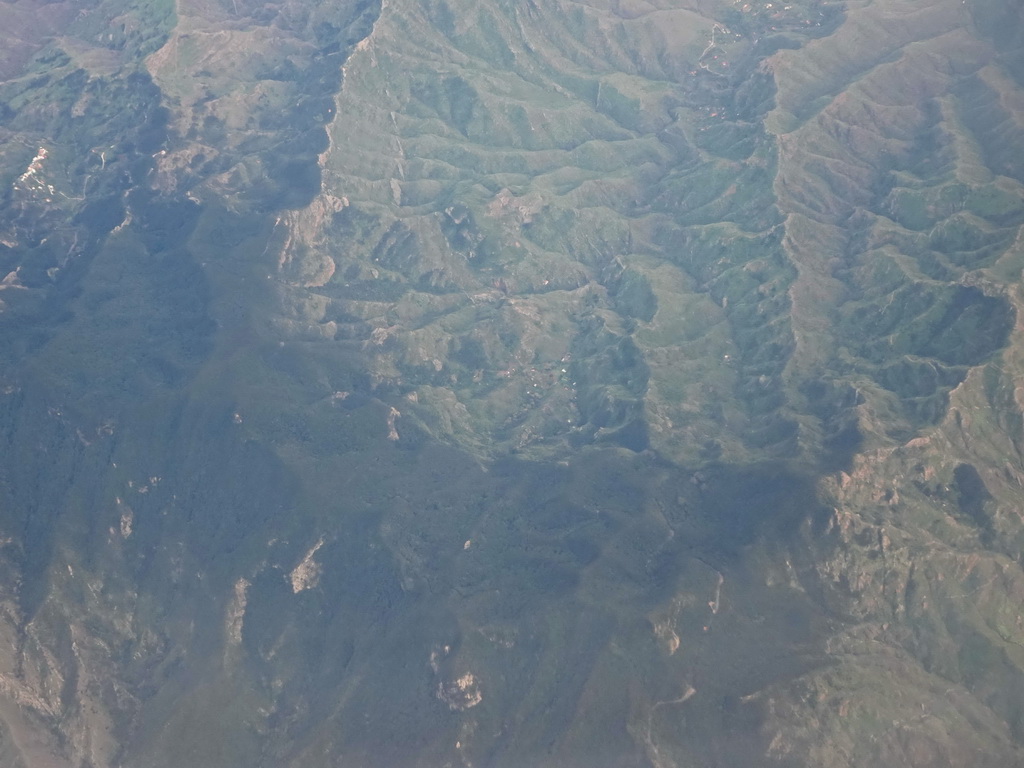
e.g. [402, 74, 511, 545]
[770, 0, 1020, 441]
[274, 0, 830, 465]
[740, 0, 1024, 762]
[259, 0, 1024, 759]
[1, 0, 1024, 765]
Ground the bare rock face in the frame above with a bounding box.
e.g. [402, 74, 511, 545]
[0, 0, 1023, 765]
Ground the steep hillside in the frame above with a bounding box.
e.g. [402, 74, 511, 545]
[0, 0, 1022, 765]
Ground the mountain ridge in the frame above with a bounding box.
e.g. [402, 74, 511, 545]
[0, 0, 1023, 765]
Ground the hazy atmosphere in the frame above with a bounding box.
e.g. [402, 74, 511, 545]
[0, 0, 1023, 765]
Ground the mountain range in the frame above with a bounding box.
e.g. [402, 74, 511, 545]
[0, 0, 1023, 765]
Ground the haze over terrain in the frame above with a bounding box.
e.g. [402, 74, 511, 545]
[0, 0, 1023, 765]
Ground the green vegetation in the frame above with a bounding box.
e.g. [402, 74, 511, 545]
[0, 0, 1024, 765]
